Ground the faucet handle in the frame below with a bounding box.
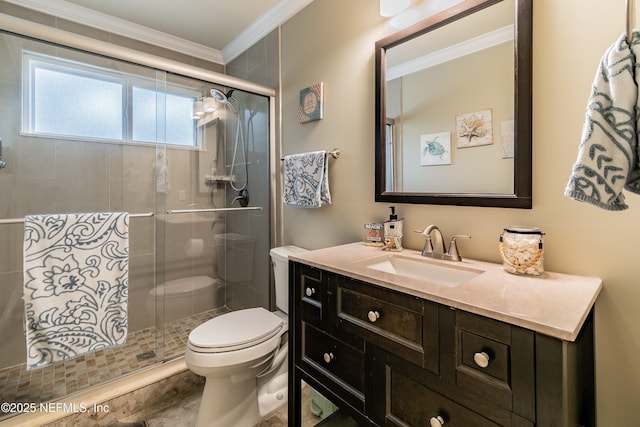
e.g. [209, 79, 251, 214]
[447, 235, 471, 261]
[414, 229, 435, 256]
[414, 228, 429, 236]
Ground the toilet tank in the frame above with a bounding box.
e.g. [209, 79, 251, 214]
[270, 246, 307, 314]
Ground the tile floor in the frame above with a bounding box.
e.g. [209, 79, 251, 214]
[143, 384, 322, 427]
[0, 308, 228, 412]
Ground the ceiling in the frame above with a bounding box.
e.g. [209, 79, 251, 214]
[4, 0, 314, 64]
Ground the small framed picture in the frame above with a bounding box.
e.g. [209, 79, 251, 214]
[299, 82, 324, 124]
[420, 132, 451, 166]
[456, 109, 493, 148]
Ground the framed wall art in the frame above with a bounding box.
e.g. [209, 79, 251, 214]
[299, 82, 324, 124]
[456, 109, 493, 148]
[420, 132, 451, 166]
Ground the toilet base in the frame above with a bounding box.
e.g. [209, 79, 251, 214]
[195, 373, 260, 427]
[190, 339, 287, 427]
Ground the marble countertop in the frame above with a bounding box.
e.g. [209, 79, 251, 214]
[289, 242, 602, 342]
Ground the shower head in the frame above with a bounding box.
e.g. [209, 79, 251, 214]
[210, 88, 235, 104]
[211, 88, 238, 115]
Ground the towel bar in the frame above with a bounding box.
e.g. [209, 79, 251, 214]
[281, 148, 340, 161]
[0, 212, 154, 225]
[166, 207, 262, 214]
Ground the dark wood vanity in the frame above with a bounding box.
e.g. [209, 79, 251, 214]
[287, 244, 600, 427]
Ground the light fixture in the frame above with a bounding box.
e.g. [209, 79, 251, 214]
[389, 8, 421, 29]
[192, 99, 205, 119]
[203, 97, 216, 113]
[380, 0, 411, 17]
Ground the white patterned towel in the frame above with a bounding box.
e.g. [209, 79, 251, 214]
[283, 151, 332, 208]
[565, 32, 640, 210]
[23, 212, 129, 370]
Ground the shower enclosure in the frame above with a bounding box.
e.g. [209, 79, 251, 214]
[0, 22, 275, 422]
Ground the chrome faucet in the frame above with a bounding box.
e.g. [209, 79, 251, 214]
[414, 225, 471, 262]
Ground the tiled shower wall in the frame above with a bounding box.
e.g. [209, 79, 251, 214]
[225, 29, 280, 311]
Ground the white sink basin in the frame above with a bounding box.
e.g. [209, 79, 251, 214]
[364, 255, 482, 288]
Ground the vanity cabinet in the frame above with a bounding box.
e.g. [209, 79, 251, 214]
[289, 261, 596, 427]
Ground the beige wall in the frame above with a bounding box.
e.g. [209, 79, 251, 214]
[282, 0, 640, 424]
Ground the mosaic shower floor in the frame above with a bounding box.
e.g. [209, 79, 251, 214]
[0, 308, 228, 412]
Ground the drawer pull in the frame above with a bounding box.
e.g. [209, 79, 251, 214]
[305, 287, 316, 297]
[367, 310, 380, 322]
[473, 351, 491, 368]
[429, 415, 445, 426]
[323, 352, 335, 364]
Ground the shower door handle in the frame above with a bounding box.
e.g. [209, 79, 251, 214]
[0, 138, 6, 169]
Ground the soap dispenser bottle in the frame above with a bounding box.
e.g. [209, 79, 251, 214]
[383, 206, 403, 251]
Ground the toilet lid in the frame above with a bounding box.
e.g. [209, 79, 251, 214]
[188, 307, 283, 352]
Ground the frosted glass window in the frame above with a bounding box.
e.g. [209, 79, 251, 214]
[132, 86, 157, 143]
[24, 52, 200, 148]
[133, 87, 195, 146]
[165, 93, 196, 147]
[33, 67, 123, 140]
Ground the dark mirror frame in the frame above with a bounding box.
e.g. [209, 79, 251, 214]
[375, 0, 532, 208]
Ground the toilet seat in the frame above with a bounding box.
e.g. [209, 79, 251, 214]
[188, 307, 284, 353]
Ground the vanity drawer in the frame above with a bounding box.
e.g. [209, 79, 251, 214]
[455, 311, 535, 419]
[387, 369, 501, 427]
[302, 324, 365, 410]
[296, 263, 325, 325]
[335, 276, 439, 372]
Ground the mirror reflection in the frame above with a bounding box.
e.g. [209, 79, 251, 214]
[375, 0, 532, 208]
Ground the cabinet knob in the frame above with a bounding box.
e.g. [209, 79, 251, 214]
[323, 352, 335, 364]
[429, 415, 445, 426]
[367, 310, 380, 322]
[473, 351, 491, 368]
[305, 287, 316, 297]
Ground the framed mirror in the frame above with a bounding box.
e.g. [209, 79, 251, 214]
[375, 0, 532, 208]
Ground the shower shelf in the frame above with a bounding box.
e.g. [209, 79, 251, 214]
[204, 174, 235, 185]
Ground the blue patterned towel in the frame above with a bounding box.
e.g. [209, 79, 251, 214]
[23, 212, 129, 370]
[565, 32, 640, 210]
[283, 151, 332, 208]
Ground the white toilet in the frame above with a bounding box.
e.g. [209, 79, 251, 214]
[185, 245, 307, 427]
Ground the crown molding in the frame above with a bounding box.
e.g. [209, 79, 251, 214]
[386, 24, 514, 81]
[222, 0, 313, 63]
[4, 0, 224, 63]
[3, 0, 313, 65]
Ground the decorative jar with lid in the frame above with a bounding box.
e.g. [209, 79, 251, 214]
[499, 226, 544, 276]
